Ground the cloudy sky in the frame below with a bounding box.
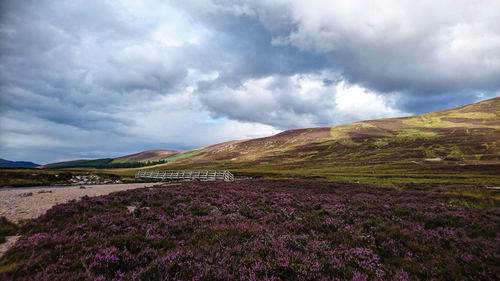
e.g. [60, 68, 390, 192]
[1, 0, 499, 164]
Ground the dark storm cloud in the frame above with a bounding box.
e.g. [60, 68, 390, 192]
[187, 13, 341, 128]
[1, 0, 499, 163]
[0, 0, 192, 129]
[195, 13, 329, 87]
[176, 0, 500, 129]
[197, 73, 340, 128]
[180, 0, 500, 97]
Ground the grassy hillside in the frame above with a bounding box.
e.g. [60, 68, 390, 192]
[141, 97, 500, 185]
[38, 97, 500, 185]
[111, 149, 178, 163]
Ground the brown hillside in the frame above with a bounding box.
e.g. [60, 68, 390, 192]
[154, 97, 500, 168]
[111, 149, 178, 163]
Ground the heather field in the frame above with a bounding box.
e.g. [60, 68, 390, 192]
[1, 179, 499, 280]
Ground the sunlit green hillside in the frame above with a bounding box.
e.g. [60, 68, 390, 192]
[39, 97, 500, 185]
[142, 97, 500, 185]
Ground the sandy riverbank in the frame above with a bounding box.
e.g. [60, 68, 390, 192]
[0, 182, 160, 223]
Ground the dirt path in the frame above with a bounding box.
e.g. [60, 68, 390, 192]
[0, 183, 160, 223]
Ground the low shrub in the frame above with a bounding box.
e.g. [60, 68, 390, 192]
[1, 179, 499, 280]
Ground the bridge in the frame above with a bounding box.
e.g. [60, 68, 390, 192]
[136, 170, 235, 182]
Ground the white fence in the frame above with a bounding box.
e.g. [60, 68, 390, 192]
[136, 170, 234, 181]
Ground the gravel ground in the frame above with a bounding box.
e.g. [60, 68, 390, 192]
[0, 183, 162, 257]
[0, 183, 160, 223]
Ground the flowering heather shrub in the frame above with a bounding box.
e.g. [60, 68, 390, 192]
[1, 179, 499, 280]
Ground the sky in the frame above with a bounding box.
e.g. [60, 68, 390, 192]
[1, 0, 499, 164]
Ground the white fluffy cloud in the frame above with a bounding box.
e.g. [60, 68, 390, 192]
[198, 72, 407, 128]
[334, 82, 404, 122]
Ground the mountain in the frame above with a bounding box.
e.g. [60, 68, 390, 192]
[0, 159, 40, 168]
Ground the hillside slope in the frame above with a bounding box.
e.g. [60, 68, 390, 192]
[0, 159, 40, 168]
[41, 97, 500, 184]
[157, 97, 499, 164]
[148, 97, 500, 183]
[41, 150, 179, 169]
[111, 149, 178, 163]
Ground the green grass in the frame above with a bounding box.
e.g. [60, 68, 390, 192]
[447, 111, 497, 119]
[0, 168, 147, 187]
[394, 129, 438, 141]
[111, 150, 175, 163]
[163, 151, 205, 163]
[330, 122, 376, 139]
[0, 262, 17, 275]
[402, 111, 500, 129]
[158, 159, 500, 186]
[448, 197, 500, 209]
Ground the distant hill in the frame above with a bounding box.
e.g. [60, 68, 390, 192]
[40, 159, 113, 169]
[42, 150, 179, 169]
[111, 149, 178, 163]
[0, 159, 40, 168]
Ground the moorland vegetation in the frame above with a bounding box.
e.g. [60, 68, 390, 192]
[1, 180, 499, 280]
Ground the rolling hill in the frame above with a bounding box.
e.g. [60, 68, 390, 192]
[152, 97, 499, 165]
[111, 149, 178, 163]
[42, 97, 500, 184]
[145, 96, 500, 183]
[0, 159, 40, 168]
[41, 150, 179, 169]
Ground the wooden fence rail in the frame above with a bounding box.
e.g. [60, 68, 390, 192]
[136, 170, 234, 181]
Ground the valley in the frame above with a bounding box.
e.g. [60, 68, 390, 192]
[0, 97, 499, 280]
